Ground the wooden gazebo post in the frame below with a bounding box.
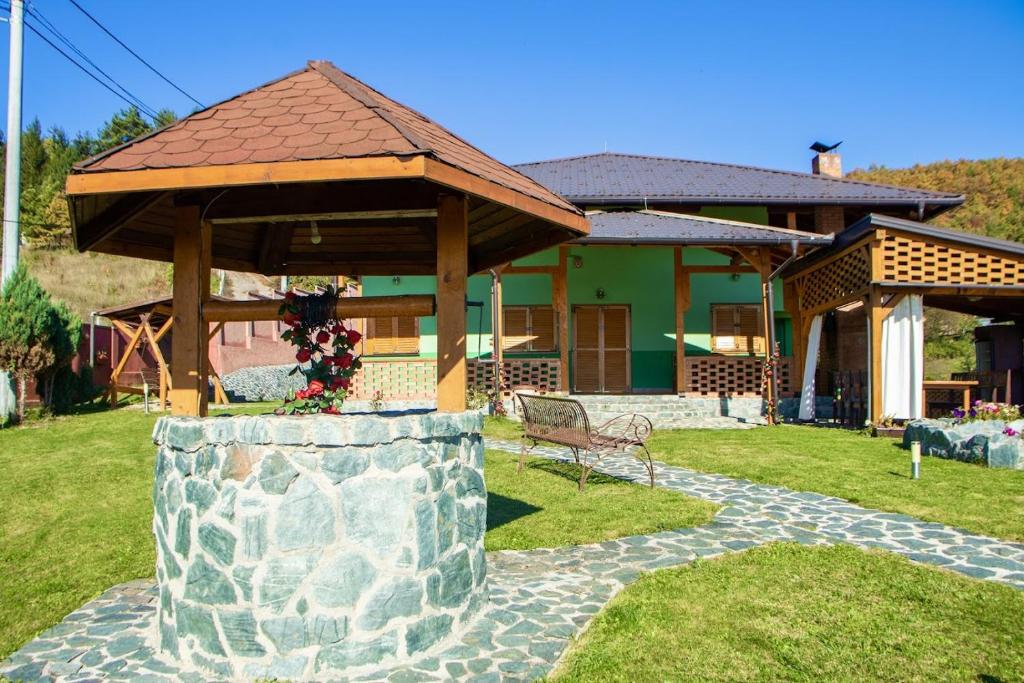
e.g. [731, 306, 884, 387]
[170, 206, 210, 416]
[436, 193, 468, 412]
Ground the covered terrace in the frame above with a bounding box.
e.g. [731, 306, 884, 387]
[783, 214, 1024, 424]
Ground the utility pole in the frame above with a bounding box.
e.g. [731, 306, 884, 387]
[1, 0, 24, 423]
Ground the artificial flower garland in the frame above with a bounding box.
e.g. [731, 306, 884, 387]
[275, 287, 362, 415]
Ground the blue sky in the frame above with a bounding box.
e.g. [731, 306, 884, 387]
[3, 0, 1022, 173]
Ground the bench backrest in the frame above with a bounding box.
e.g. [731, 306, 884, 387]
[516, 393, 591, 449]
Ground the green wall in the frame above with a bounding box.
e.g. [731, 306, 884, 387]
[361, 206, 792, 389]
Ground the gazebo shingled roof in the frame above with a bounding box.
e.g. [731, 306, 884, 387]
[67, 60, 587, 276]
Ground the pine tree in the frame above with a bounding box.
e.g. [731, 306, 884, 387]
[0, 266, 79, 420]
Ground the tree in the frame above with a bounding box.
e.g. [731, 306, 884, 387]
[0, 266, 80, 420]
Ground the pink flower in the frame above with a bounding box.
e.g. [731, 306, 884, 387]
[1005, 427, 1020, 437]
[308, 379, 324, 395]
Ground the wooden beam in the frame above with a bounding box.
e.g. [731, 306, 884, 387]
[787, 212, 797, 230]
[436, 193, 469, 412]
[198, 221, 213, 416]
[783, 281, 804, 388]
[68, 156, 428, 196]
[674, 247, 690, 395]
[204, 294, 435, 323]
[424, 158, 588, 235]
[170, 206, 207, 416]
[210, 209, 438, 225]
[554, 246, 570, 392]
[501, 264, 559, 275]
[681, 265, 757, 274]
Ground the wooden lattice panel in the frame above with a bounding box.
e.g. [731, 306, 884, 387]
[794, 242, 871, 313]
[348, 360, 436, 400]
[684, 357, 794, 397]
[880, 231, 1024, 286]
[468, 359, 561, 395]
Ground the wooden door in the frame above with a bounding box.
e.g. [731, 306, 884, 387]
[573, 305, 631, 393]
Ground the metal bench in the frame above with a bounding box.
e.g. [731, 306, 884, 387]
[514, 393, 655, 492]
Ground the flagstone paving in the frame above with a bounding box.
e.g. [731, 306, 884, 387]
[4, 440, 1023, 682]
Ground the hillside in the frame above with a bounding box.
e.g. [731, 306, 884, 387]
[848, 157, 1024, 243]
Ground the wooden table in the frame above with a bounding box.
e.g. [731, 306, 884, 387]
[922, 380, 979, 412]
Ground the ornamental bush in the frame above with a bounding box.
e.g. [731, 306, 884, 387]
[0, 266, 82, 420]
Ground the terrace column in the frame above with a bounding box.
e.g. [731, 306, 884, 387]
[783, 281, 804, 388]
[757, 252, 775, 412]
[674, 247, 690, 395]
[170, 205, 211, 416]
[868, 286, 884, 424]
[555, 246, 570, 392]
[436, 193, 468, 412]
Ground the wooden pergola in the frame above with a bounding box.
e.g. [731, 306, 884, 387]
[97, 296, 233, 409]
[782, 214, 1024, 422]
[66, 61, 587, 416]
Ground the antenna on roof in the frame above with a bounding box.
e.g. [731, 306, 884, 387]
[810, 140, 843, 153]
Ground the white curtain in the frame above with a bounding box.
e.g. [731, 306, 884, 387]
[881, 294, 924, 420]
[798, 315, 824, 421]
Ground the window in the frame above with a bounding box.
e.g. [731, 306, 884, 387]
[363, 316, 419, 356]
[711, 304, 764, 355]
[502, 306, 557, 353]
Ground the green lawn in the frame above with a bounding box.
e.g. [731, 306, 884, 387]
[0, 407, 712, 659]
[484, 452, 716, 551]
[484, 418, 1024, 542]
[648, 426, 1024, 542]
[552, 543, 1024, 682]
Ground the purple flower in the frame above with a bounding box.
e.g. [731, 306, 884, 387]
[1005, 427, 1020, 437]
[952, 408, 966, 420]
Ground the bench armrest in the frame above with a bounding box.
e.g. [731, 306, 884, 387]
[592, 413, 653, 443]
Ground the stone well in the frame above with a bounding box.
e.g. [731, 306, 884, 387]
[151, 411, 487, 680]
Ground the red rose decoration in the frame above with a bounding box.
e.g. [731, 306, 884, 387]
[329, 377, 345, 391]
[330, 323, 344, 335]
[316, 330, 331, 344]
[283, 311, 301, 327]
[308, 379, 325, 395]
[346, 329, 362, 345]
[295, 348, 311, 363]
[336, 353, 353, 369]
[284, 291, 296, 302]
[339, 377, 351, 389]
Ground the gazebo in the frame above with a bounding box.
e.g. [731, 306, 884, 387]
[63, 61, 589, 678]
[66, 60, 588, 416]
[783, 214, 1024, 423]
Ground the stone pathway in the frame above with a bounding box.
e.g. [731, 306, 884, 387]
[4, 442, 1023, 682]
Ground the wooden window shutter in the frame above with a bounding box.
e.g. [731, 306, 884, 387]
[502, 307, 530, 352]
[364, 316, 419, 356]
[712, 305, 764, 355]
[393, 317, 419, 354]
[530, 307, 556, 351]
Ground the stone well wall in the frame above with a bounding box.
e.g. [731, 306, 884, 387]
[151, 411, 487, 680]
[903, 418, 1024, 469]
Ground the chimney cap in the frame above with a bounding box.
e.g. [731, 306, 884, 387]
[810, 141, 843, 154]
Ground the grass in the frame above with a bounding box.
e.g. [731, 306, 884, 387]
[552, 543, 1024, 682]
[647, 426, 1024, 541]
[484, 451, 717, 551]
[0, 406, 712, 659]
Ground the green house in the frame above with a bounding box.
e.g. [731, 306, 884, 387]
[353, 151, 963, 399]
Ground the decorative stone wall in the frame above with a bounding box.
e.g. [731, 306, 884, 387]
[903, 418, 1024, 469]
[151, 411, 487, 680]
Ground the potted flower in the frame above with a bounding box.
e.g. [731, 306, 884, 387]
[274, 287, 363, 415]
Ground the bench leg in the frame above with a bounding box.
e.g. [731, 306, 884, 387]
[578, 463, 594, 492]
[636, 444, 656, 488]
[518, 437, 538, 473]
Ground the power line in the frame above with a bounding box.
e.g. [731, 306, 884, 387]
[65, 0, 204, 108]
[23, 2, 160, 119]
[22, 19, 162, 120]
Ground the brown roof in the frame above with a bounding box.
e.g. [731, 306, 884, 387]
[76, 60, 578, 216]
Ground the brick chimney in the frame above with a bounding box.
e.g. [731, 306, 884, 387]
[812, 150, 844, 233]
[812, 152, 842, 178]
